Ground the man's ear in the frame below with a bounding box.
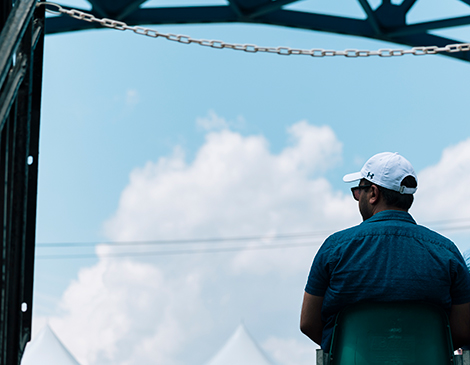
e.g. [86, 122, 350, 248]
[369, 185, 380, 205]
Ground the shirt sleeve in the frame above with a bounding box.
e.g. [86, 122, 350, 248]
[450, 249, 470, 305]
[305, 237, 333, 297]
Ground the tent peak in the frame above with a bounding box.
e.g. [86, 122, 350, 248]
[206, 323, 274, 365]
[21, 324, 81, 365]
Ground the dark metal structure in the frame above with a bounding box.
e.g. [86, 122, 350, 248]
[0, 0, 45, 364]
[46, 0, 470, 62]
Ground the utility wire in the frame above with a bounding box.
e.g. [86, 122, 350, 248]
[36, 240, 322, 260]
[435, 224, 470, 232]
[35, 230, 335, 248]
[34, 218, 470, 260]
[35, 220, 470, 248]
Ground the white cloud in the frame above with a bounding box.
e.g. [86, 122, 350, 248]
[410, 138, 470, 251]
[279, 121, 342, 175]
[414, 137, 470, 222]
[125, 89, 139, 107]
[263, 336, 318, 365]
[49, 259, 211, 365]
[104, 120, 352, 244]
[37, 117, 362, 365]
[196, 110, 246, 131]
[196, 110, 230, 131]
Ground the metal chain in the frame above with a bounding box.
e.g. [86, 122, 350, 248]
[37, 1, 470, 58]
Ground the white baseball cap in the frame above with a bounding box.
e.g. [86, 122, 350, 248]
[343, 152, 417, 194]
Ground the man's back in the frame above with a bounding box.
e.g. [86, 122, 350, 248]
[301, 152, 470, 351]
[305, 210, 470, 350]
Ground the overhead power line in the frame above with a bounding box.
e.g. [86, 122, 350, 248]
[34, 217, 470, 260]
[36, 240, 322, 260]
[36, 217, 470, 248]
[35, 230, 334, 248]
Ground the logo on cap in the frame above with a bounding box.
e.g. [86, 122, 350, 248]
[366, 172, 374, 179]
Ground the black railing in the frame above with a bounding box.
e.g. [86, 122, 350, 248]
[0, 1, 45, 364]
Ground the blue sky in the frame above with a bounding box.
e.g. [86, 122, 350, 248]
[31, 1, 470, 364]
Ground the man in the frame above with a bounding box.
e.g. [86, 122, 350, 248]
[300, 152, 470, 350]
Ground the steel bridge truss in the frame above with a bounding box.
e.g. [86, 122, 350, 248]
[0, 0, 45, 364]
[46, 0, 470, 62]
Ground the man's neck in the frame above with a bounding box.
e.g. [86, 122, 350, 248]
[372, 205, 408, 216]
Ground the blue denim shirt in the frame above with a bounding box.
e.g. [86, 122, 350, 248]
[305, 210, 470, 350]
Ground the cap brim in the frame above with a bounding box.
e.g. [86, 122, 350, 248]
[343, 171, 363, 183]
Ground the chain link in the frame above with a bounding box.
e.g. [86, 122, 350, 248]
[37, 1, 470, 58]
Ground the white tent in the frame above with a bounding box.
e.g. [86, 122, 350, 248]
[206, 324, 274, 365]
[21, 324, 80, 365]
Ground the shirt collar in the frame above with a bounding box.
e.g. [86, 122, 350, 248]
[362, 210, 416, 225]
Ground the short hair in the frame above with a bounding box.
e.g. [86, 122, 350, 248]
[377, 175, 417, 210]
